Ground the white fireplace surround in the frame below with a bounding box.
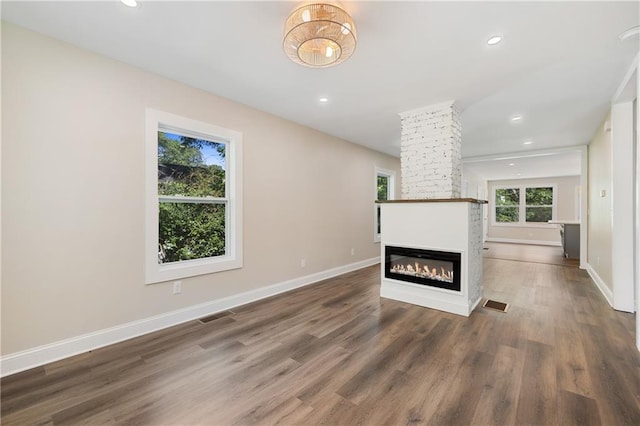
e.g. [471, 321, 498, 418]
[379, 200, 484, 316]
[381, 101, 484, 316]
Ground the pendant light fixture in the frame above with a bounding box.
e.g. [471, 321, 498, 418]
[283, 3, 357, 68]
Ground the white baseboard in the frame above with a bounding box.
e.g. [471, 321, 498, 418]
[586, 263, 613, 307]
[1, 257, 380, 377]
[485, 237, 561, 247]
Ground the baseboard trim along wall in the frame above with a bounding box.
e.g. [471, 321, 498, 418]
[586, 263, 614, 307]
[1, 257, 380, 377]
[485, 237, 562, 247]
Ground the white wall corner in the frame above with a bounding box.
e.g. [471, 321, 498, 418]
[610, 101, 635, 313]
[580, 146, 588, 270]
[586, 262, 614, 308]
[636, 62, 640, 351]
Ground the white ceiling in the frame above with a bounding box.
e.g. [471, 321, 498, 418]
[2, 1, 638, 179]
[462, 149, 582, 182]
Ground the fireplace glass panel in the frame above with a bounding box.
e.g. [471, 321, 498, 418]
[385, 246, 461, 291]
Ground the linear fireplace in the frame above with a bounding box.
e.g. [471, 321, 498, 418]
[385, 245, 461, 292]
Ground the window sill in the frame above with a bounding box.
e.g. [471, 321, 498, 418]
[146, 255, 242, 284]
[491, 222, 556, 229]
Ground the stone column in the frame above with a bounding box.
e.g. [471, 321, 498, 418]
[399, 100, 461, 199]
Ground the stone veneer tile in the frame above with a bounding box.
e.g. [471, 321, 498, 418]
[399, 101, 461, 200]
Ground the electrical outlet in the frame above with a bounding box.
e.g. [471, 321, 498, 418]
[351, 248, 355, 256]
[173, 281, 182, 295]
[301, 258, 306, 268]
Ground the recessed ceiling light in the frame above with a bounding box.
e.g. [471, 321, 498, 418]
[319, 97, 329, 103]
[523, 140, 533, 145]
[121, 0, 138, 7]
[508, 163, 515, 166]
[517, 173, 522, 176]
[511, 115, 522, 122]
[487, 35, 502, 45]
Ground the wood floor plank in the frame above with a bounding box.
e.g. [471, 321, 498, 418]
[470, 344, 526, 425]
[336, 332, 415, 404]
[524, 305, 556, 346]
[2, 247, 639, 426]
[515, 340, 558, 425]
[301, 393, 357, 425]
[225, 345, 351, 423]
[428, 350, 494, 425]
[580, 323, 640, 425]
[557, 390, 602, 426]
[555, 325, 595, 397]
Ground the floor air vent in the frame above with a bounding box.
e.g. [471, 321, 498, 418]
[483, 299, 509, 313]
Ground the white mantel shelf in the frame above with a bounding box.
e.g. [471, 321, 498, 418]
[376, 198, 487, 204]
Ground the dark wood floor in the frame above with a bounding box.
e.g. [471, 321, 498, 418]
[2, 258, 639, 425]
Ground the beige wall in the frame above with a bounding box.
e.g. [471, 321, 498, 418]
[487, 176, 581, 243]
[587, 113, 613, 290]
[1, 24, 400, 355]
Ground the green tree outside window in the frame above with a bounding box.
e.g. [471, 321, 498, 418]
[158, 132, 227, 264]
[495, 188, 519, 223]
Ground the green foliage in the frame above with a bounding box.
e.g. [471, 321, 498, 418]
[158, 133, 204, 166]
[159, 203, 226, 263]
[526, 187, 553, 206]
[159, 166, 225, 198]
[377, 176, 389, 201]
[495, 188, 519, 206]
[525, 187, 553, 222]
[376, 175, 389, 234]
[495, 188, 519, 222]
[495, 187, 553, 223]
[496, 206, 519, 223]
[157, 132, 227, 264]
[526, 206, 552, 222]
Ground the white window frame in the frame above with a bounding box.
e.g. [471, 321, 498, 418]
[374, 167, 396, 242]
[145, 109, 243, 284]
[491, 184, 557, 228]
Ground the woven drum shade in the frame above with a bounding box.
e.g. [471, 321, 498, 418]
[283, 3, 357, 68]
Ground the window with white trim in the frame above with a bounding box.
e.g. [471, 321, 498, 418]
[145, 109, 242, 284]
[375, 167, 395, 242]
[493, 185, 555, 226]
